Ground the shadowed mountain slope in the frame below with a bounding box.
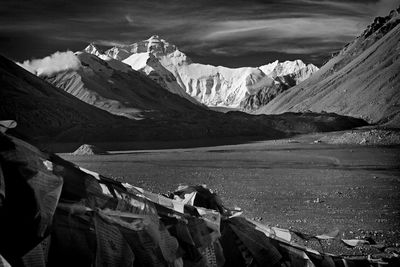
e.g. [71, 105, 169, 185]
[0, 54, 141, 143]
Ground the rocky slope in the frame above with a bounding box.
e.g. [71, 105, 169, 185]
[256, 7, 400, 127]
[318, 128, 400, 145]
[88, 36, 318, 109]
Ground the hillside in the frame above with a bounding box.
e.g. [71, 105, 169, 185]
[0, 54, 140, 144]
[256, 8, 400, 127]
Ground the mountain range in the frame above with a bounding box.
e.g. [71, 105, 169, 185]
[2, 7, 399, 150]
[0, 52, 364, 151]
[77, 7, 399, 127]
[84, 36, 318, 109]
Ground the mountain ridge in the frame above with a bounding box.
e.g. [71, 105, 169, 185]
[85, 37, 318, 108]
[255, 7, 400, 127]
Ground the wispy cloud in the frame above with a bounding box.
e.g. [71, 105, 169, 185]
[0, 0, 398, 66]
[95, 40, 129, 47]
[203, 17, 362, 41]
[124, 14, 134, 24]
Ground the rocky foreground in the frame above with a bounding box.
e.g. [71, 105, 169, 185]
[318, 128, 400, 145]
[2, 131, 400, 266]
[63, 128, 400, 260]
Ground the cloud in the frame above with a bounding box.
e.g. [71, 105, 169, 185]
[203, 17, 363, 41]
[95, 40, 128, 47]
[125, 14, 134, 24]
[17, 51, 81, 76]
[2, 0, 398, 67]
[181, 16, 363, 60]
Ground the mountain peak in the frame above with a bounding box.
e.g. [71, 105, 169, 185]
[135, 35, 178, 56]
[362, 6, 400, 39]
[259, 59, 318, 78]
[323, 6, 400, 77]
[84, 43, 104, 57]
[101, 36, 191, 64]
[148, 35, 162, 41]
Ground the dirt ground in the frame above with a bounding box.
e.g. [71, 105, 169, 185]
[60, 131, 400, 256]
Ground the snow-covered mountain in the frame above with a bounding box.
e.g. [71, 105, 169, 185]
[87, 35, 318, 109]
[122, 52, 193, 102]
[242, 60, 319, 110]
[260, 60, 319, 83]
[40, 50, 204, 120]
[256, 7, 400, 127]
[84, 44, 133, 73]
[87, 37, 197, 103]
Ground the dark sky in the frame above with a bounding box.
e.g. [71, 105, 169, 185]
[0, 0, 398, 67]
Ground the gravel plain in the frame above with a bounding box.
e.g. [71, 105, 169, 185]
[61, 130, 400, 256]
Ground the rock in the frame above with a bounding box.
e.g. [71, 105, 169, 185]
[72, 144, 109, 155]
[313, 198, 324, 203]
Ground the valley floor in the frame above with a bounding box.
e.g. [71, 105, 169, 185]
[60, 131, 400, 256]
